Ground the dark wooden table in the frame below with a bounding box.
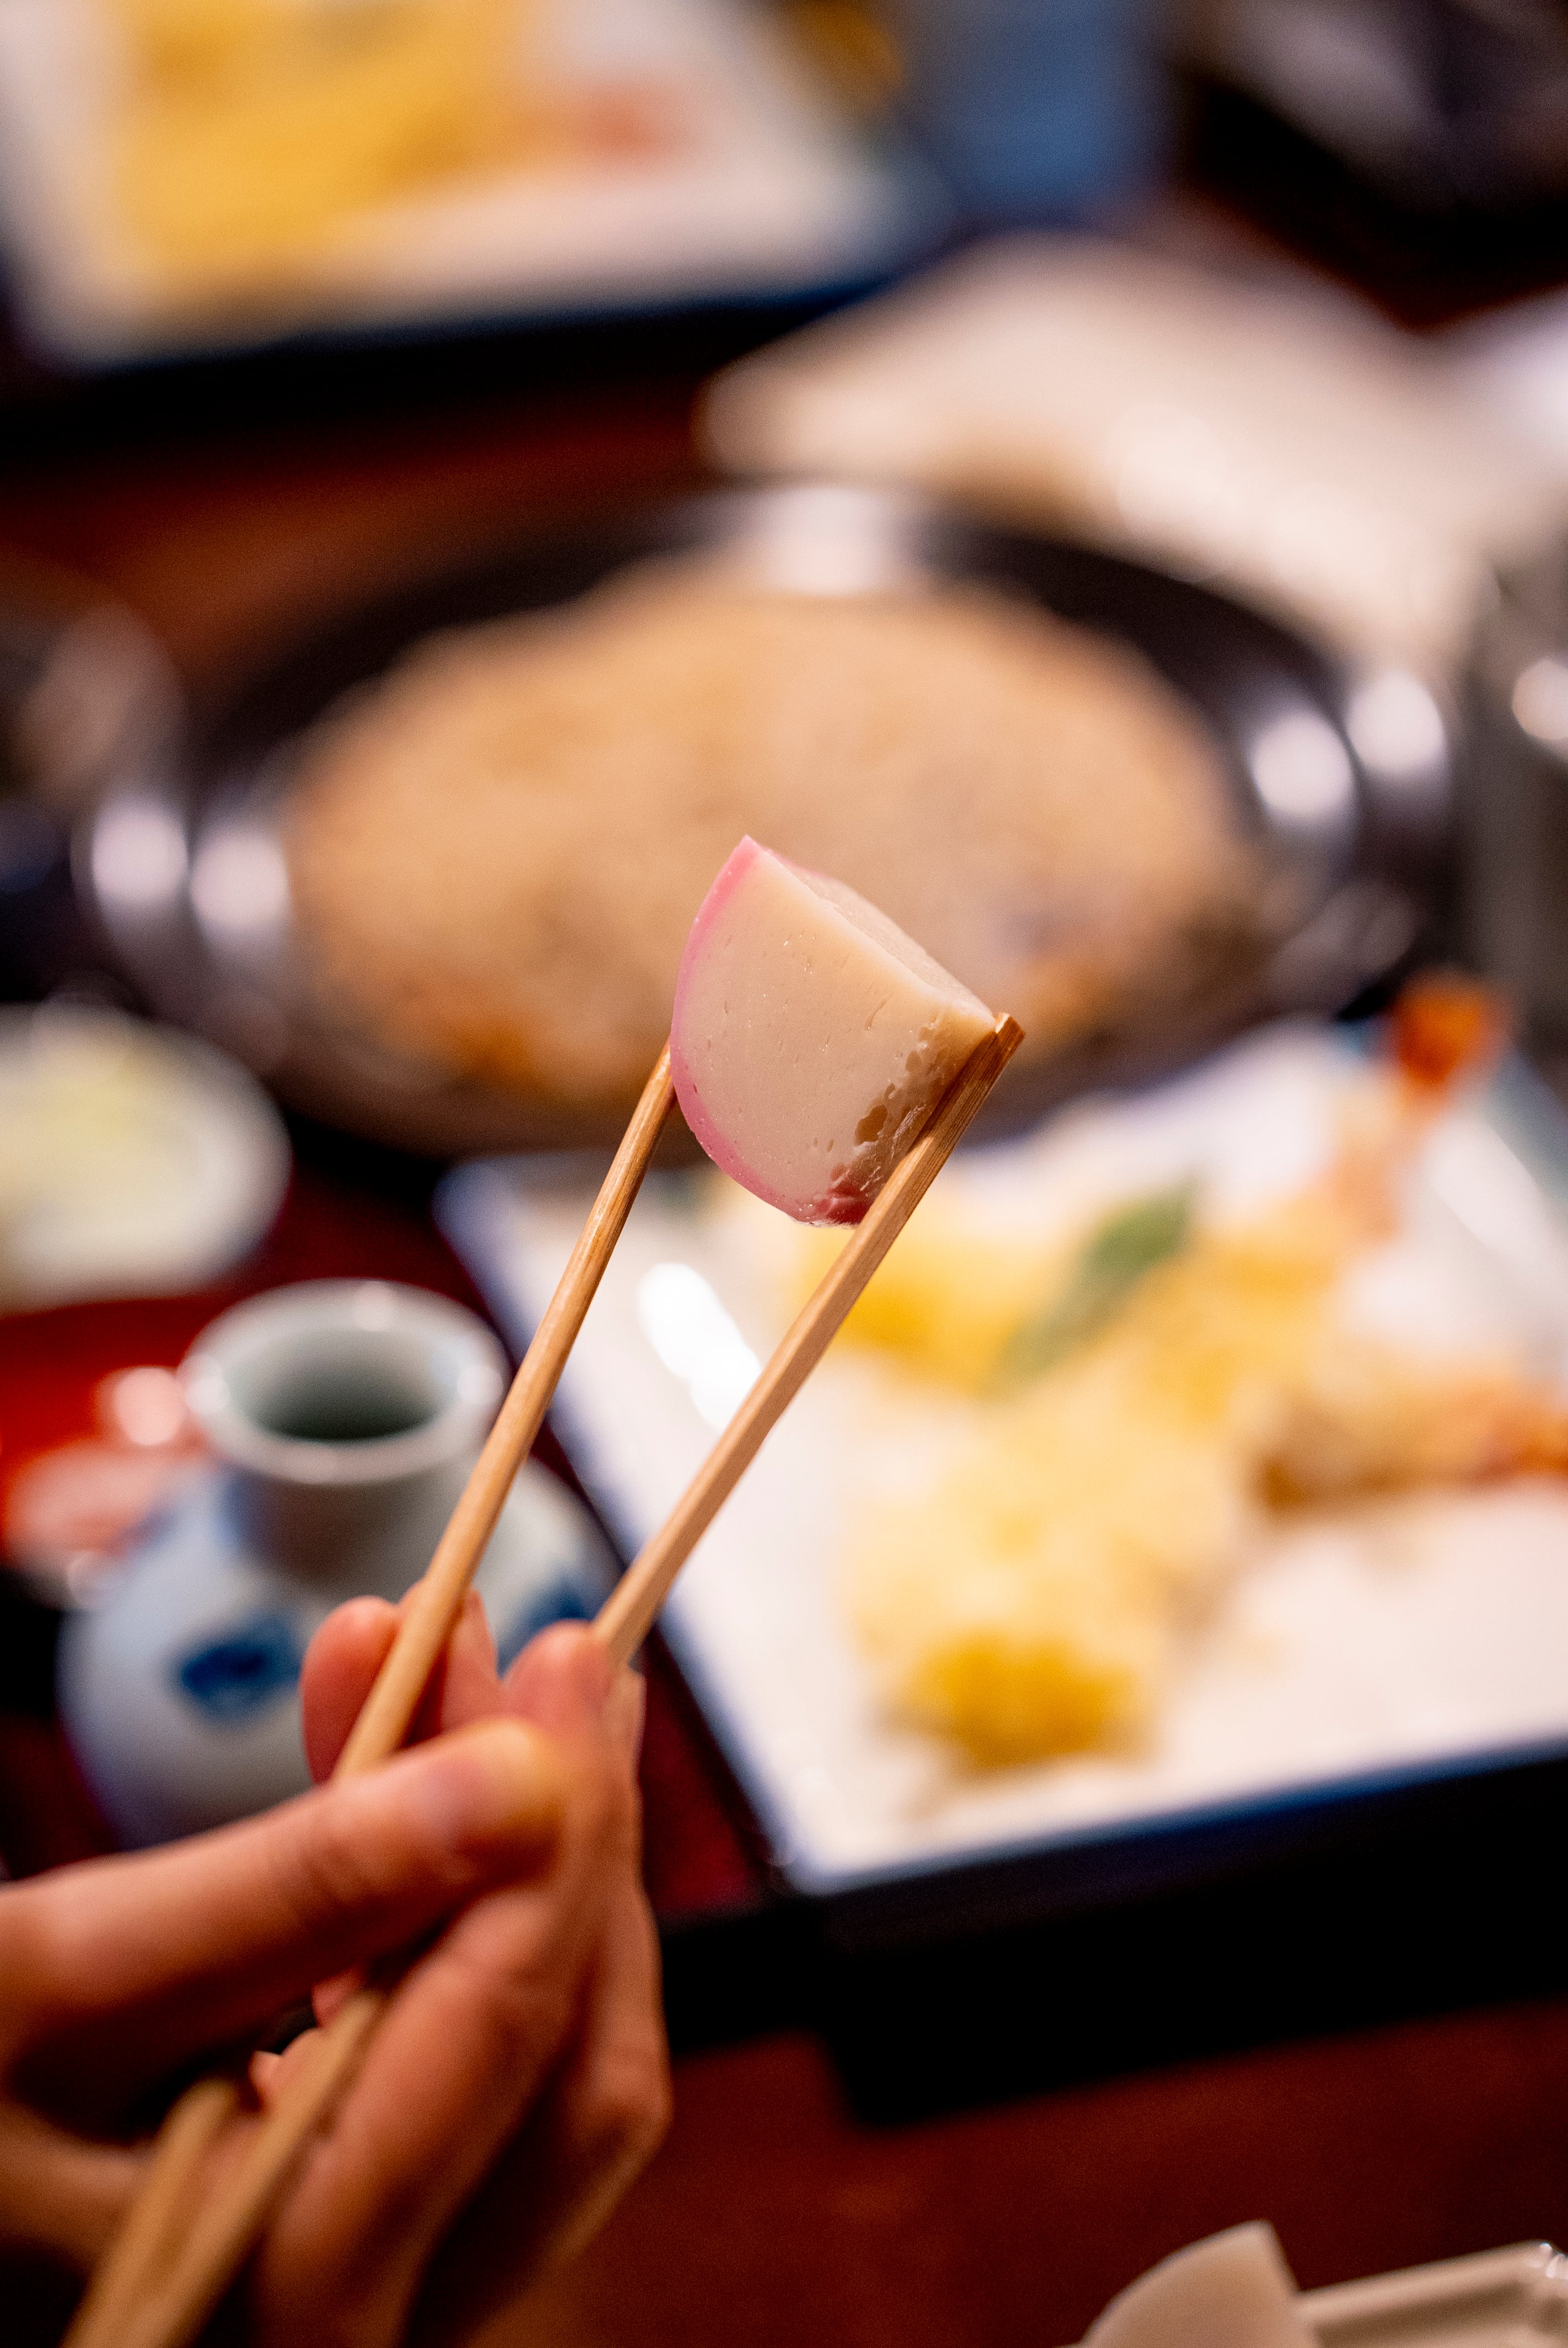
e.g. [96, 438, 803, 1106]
[4, 338, 1568, 2346]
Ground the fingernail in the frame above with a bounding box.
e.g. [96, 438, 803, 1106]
[402, 1718, 564, 1857]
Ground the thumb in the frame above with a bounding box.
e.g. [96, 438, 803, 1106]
[1, 1719, 564, 2117]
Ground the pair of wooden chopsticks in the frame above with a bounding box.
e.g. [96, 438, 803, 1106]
[66, 1014, 1024, 2348]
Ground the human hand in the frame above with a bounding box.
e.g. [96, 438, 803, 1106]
[0, 1602, 668, 2348]
[272, 1597, 669, 2343]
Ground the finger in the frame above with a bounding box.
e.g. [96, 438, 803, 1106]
[306, 1613, 627, 1785]
[250, 2031, 319, 2113]
[300, 1600, 396, 1783]
[311, 1654, 638, 2033]
[0, 2107, 141, 2272]
[411, 1591, 502, 1745]
[524, 1866, 669, 2270]
[254, 1701, 631, 2345]
[500, 1621, 618, 1753]
[410, 1870, 669, 2348]
[301, 1592, 503, 1783]
[0, 1720, 564, 2113]
[305, 1597, 538, 2028]
[257, 1881, 596, 2348]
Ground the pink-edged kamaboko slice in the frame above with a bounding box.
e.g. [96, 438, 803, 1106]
[671, 837, 997, 1225]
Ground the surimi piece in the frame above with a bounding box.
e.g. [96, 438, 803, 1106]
[1085, 2225, 1315, 2348]
[672, 837, 998, 1224]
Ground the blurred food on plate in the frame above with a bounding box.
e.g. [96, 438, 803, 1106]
[0, 1005, 290, 1310]
[705, 235, 1567, 674]
[102, 0, 663, 281]
[283, 557, 1260, 1115]
[752, 981, 1568, 1764]
[0, 0, 926, 361]
[87, 485, 1432, 1158]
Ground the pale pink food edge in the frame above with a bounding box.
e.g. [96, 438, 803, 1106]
[670, 836, 874, 1224]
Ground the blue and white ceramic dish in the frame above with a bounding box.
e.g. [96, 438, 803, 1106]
[58, 1279, 612, 1846]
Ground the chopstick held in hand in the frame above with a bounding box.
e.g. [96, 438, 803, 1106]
[71, 1016, 1022, 2348]
[65, 1047, 676, 2348]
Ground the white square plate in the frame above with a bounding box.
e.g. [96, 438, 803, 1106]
[440, 1025, 1568, 1900]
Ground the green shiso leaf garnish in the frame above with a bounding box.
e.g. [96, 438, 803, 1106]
[993, 1181, 1198, 1390]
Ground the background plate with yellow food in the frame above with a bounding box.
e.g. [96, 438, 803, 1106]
[0, 0, 928, 362]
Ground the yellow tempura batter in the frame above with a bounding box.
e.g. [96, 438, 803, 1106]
[100, 0, 556, 279]
[828, 1064, 1568, 1764]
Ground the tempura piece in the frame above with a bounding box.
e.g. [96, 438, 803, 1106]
[847, 1198, 1340, 1759]
[844, 981, 1566, 1763]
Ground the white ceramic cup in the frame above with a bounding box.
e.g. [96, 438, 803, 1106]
[180, 1279, 508, 1595]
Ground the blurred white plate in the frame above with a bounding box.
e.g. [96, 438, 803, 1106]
[439, 1023, 1568, 1898]
[0, 0, 929, 365]
[1296, 2241, 1567, 2348]
[1067, 2239, 1568, 2348]
[703, 235, 1564, 677]
[0, 1006, 290, 1310]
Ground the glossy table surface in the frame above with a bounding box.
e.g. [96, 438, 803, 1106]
[4, 338, 1568, 2346]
